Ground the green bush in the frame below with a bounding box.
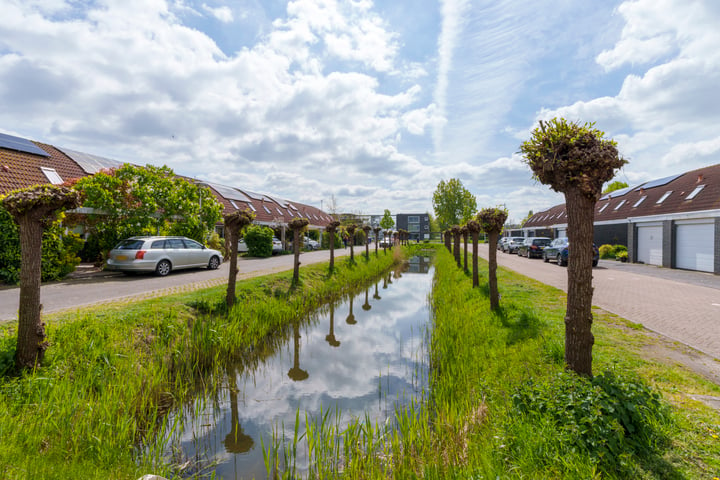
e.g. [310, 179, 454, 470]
[599, 244, 615, 259]
[511, 370, 670, 474]
[321, 231, 343, 249]
[244, 224, 273, 257]
[206, 231, 227, 259]
[0, 207, 83, 285]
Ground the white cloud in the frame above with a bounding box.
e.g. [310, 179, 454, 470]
[201, 3, 234, 23]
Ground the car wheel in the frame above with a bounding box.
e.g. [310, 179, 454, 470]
[592, 259, 598, 267]
[156, 259, 172, 277]
[543, 253, 549, 263]
[526, 250, 531, 258]
[557, 254, 563, 266]
[208, 255, 220, 270]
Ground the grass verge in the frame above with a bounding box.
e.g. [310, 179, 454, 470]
[0, 248, 401, 479]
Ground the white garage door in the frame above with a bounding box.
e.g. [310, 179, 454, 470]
[637, 225, 663, 266]
[676, 222, 715, 272]
[557, 228, 567, 238]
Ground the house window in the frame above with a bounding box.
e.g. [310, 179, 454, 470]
[613, 199, 626, 210]
[409, 224, 420, 232]
[40, 167, 63, 185]
[408, 216, 419, 223]
[656, 191, 672, 204]
[632, 196, 647, 208]
[685, 185, 705, 200]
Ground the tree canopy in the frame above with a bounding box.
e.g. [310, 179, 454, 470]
[432, 178, 477, 230]
[603, 180, 629, 194]
[73, 164, 222, 256]
[379, 209, 394, 230]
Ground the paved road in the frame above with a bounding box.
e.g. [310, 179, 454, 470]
[477, 244, 720, 360]
[0, 248, 352, 322]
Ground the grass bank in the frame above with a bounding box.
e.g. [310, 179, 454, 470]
[278, 245, 719, 479]
[0, 248, 402, 479]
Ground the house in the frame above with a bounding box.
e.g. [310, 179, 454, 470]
[1, 131, 332, 240]
[521, 163, 720, 274]
[396, 213, 430, 241]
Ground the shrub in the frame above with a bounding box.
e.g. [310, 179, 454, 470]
[244, 224, 273, 257]
[206, 231, 227, 260]
[321, 231, 342, 249]
[616, 250, 629, 262]
[599, 244, 615, 259]
[511, 370, 670, 474]
[0, 207, 83, 284]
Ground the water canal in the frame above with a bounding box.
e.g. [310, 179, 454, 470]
[163, 255, 434, 478]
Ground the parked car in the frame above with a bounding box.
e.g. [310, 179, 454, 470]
[517, 237, 552, 258]
[497, 237, 510, 251]
[237, 239, 248, 253]
[106, 236, 222, 276]
[503, 237, 526, 254]
[542, 237, 599, 267]
[291, 235, 319, 250]
[272, 237, 283, 254]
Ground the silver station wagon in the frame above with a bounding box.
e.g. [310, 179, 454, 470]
[106, 236, 223, 276]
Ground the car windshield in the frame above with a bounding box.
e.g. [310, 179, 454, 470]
[115, 239, 145, 250]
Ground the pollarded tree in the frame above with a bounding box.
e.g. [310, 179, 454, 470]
[520, 117, 626, 376]
[224, 209, 255, 308]
[460, 225, 469, 273]
[466, 220, 481, 287]
[325, 220, 341, 274]
[362, 225, 371, 260]
[477, 207, 508, 311]
[346, 224, 357, 262]
[444, 230, 451, 252]
[373, 226, 381, 256]
[289, 218, 310, 286]
[451, 225, 461, 268]
[2, 184, 82, 370]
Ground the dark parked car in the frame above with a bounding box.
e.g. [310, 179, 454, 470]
[543, 237, 599, 267]
[503, 237, 526, 254]
[517, 237, 552, 258]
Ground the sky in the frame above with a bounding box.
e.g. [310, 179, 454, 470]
[1, 0, 719, 223]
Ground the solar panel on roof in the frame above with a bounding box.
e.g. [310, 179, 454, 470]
[60, 148, 123, 173]
[208, 183, 252, 202]
[638, 173, 683, 190]
[0, 132, 50, 157]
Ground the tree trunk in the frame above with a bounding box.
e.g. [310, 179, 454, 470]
[444, 232, 451, 252]
[349, 236, 354, 261]
[365, 240, 369, 260]
[472, 231, 479, 288]
[329, 233, 335, 273]
[453, 232, 461, 268]
[292, 228, 301, 285]
[564, 188, 596, 377]
[462, 232, 468, 273]
[488, 231, 500, 310]
[15, 215, 46, 369]
[226, 227, 239, 308]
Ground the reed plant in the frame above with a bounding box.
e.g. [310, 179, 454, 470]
[0, 253, 398, 479]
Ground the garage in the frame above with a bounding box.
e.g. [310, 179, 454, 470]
[637, 224, 663, 266]
[676, 221, 715, 272]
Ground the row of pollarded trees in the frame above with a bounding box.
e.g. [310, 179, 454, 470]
[442, 207, 508, 311]
[443, 118, 625, 379]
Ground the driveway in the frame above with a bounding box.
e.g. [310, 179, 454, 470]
[0, 248, 352, 322]
[478, 244, 720, 361]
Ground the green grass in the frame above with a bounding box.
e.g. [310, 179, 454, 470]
[2, 244, 719, 479]
[269, 245, 720, 479]
[0, 250, 400, 479]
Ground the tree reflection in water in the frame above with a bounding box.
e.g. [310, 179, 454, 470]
[373, 280, 381, 300]
[362, 287, 371, 311]
[345, 295, 356, 325]
[325, 302, 340, 347]
[287, 321, 309, 382]
[224, 366, 254, 454]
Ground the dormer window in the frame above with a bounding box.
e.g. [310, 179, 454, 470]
[614, 199, 626, 210]
[632, 196, 647, 208]
[685, 185, 705, 200]
[40, 167, 63, 185]
[656, 191, 672, 204]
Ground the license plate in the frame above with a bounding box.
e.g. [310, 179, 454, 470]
[116, 255, 128, 261]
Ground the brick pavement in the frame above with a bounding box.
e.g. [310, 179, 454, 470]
[478, 244, 720, 360]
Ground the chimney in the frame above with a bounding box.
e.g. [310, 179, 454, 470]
[697, 174, 704, 183]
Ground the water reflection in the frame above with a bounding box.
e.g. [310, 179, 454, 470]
[164, 259, 433, 479]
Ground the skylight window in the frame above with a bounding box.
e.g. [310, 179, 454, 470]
[685, 185, 705, 200]
[276, 207, 284, 215]
[656, 191, 672, 204]
[263, 205, 271, 214]
[614, 199, 626, 210]
[40, 167, 63, 185]
[632, 196, 647, 208]
[229, 200, 239, 209]
[247, 203, 256, 212]
[598, 203, 609, 213]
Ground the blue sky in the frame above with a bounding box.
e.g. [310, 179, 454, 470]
[2, 0, 719, 223]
